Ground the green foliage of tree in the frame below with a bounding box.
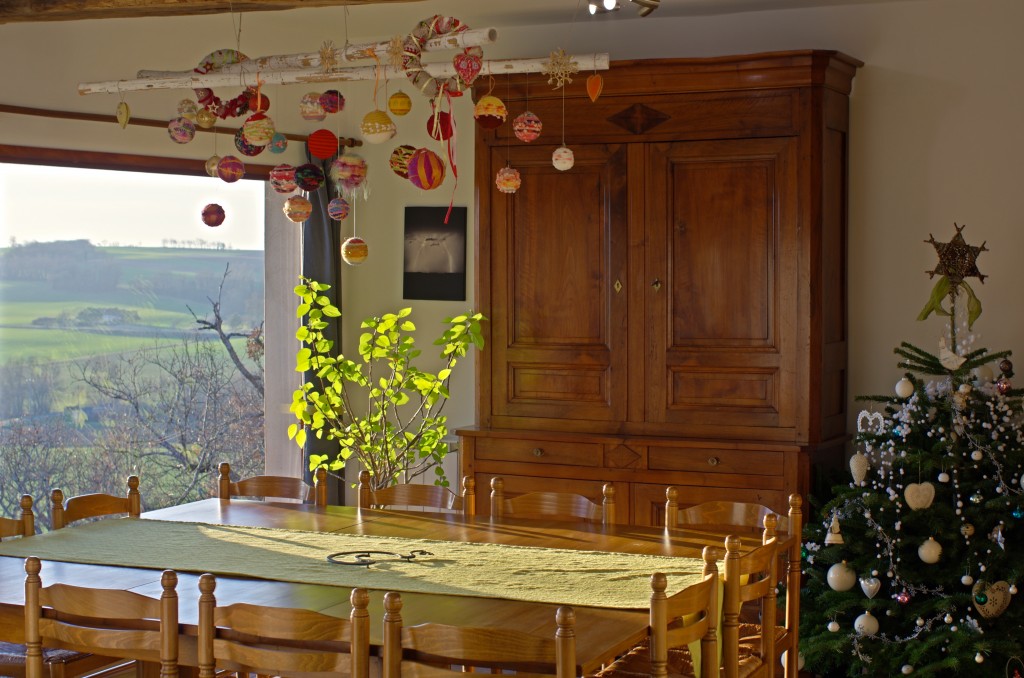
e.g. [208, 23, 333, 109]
[287, 278, 484, 491]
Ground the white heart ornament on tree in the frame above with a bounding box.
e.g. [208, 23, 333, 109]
[859, 576, 881, 599]
[972, 580, 1011, 618]
[904, 482, 935, 510]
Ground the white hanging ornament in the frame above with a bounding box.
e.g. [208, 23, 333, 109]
[780, 651, 804, 671]
[859, 576, 881, 599]
[904, 482, 935, 510]
[826, 561, 856, 591]
[970, 450, 983, 461]
[918, 537, 942, 564]
[975, 653, 984, 664]
[962, 574, 974, 586]
[824, 514, 845, 545]
[853, 610, 879, 636]
[552, 145, 574, 171]
[895, 377, 914, 398]
[1011, 584, 1018, 595]
[849, 452, 869, 485]
[827, 620, 840, 632]
[901, 666, 914, 675]
[938, 471, 950, 483]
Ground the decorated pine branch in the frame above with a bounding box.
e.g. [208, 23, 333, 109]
[801, 224, 1024, 676]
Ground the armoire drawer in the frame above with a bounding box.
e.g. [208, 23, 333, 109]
[474, 438, 601, 467]
[648, 447, 783, 476]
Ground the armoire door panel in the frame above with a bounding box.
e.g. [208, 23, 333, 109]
[490, 144, 629, 424]
[646, 137, 798, 431]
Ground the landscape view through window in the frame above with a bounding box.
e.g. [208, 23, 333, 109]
[0, 162, 267, 527]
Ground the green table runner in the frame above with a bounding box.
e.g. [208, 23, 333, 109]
[0, 519, 705, 610]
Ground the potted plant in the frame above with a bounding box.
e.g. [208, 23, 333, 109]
[287, 277, 484, 491]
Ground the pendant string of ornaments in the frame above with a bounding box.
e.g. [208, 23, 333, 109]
[545, 48, 578, 172]
[801, 223, 1024, 676]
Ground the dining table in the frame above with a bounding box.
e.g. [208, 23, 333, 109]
[0, 499, 769, 675]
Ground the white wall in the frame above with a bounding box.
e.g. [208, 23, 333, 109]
[2, 0, 1022, 449]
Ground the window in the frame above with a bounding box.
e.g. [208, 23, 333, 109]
[0, 155, 293, 524]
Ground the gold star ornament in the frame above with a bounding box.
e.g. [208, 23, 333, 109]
[542, 48, 579, 90]
[926, 223, 987, 285]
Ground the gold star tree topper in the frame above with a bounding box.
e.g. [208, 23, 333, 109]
[925, 222, 987, 285]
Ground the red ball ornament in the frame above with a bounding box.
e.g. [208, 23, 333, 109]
[247, 89, 270, 113]
[896, 591, 911, 605]
[201, 203, 225, 227]
[407, 148, 446, 190]
[426, 111, 454, 141]
[495, 166, 521, 194]
[307, 129, 339, 160]
[216, 155, 245, 183]
[513, 111, 542, 142]
[269, 164, 297, 194]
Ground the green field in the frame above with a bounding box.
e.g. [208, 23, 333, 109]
[0, 245, 264, 365]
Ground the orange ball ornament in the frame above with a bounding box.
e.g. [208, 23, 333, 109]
[341, 236, 369, 265]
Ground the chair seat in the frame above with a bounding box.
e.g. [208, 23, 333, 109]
[0, 641, 95, 666]
[737, 622, 788, 648]
[596, 639, 697, 678]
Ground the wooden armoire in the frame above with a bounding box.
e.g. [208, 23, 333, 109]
[459, 51, 862, 525]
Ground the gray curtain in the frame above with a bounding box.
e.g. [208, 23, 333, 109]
[301, 148, 343, 503]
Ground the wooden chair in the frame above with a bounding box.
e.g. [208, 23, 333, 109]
[358, 470, 475, 515]
[50, 475, 141, 530]
[218, 461, 328, 506]
[721, 536, 780, 678]
[597, 546, 721, 678]
[489, 477, 616, 524]
[196, 572, 370, 678]
[664, 489, 787, 536]
[23, 555, 179, 678]
[0, 495, 35, 540]
[382, 590, 578, 678]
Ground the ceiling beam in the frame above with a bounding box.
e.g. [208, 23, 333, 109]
[0, 0, 423, 24]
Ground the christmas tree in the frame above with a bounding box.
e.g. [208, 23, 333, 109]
[800, 225, 1024, 676]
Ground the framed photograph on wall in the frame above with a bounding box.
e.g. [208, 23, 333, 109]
[403, 206, 467, 301]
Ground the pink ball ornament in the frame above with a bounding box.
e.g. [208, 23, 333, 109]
[328, 197, 351, 221]
[283, 195, 313, 223]
[269, 164, 297, 194]
[495, 166, 521, 194]
[341, 237, 369, 265]
[513, 111, 542, 142]
[201, 203, 225, 227]
[167, 116, 196, 144]
[299, 92, 326, 121]
[552, 145, 575, 171]
[294, 163, 325, 192]
[330, 154, 368, 193]
[319, 90, 344, 114]
[216, 155, 245, 183]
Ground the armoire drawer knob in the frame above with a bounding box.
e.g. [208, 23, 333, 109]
[532, 448, 545, 457]
[707, 456, 720, 466]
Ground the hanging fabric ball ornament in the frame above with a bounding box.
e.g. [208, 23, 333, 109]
[360, 110, 398, 145]
[827, 621, 839, 632]
[918, 537, 942, 564]
[496, 166, 522, 194]
[388, 90, 412, 116]
[167, 116, 196, 144]
[246, 90, 270, 113]
[268, 133, 288, 154]
[330, 154, 368, 194]
[895, 377, 914, 398]
[216, 155, 245, 183]
[407, 148, 446, 190]
[552, 146, 575, 171]
[426, 110, 454, 141]
[283, 196, 313, 223]
[319, 90, 344, 114]
[195, 107, 217, 129]
[294, 163, 325, 192]
[853, 611, 879, 636]
[242, 112, 275, 146]
[233, 127, 265, 157]
[299, 92, 326, 121]
[389, 145, 417, 179]
[341, 237, 369, 265]
[204, 155, 221, 178]
[307, 129, 340, 160]
[826, 561, 856, 591]
[269, 164, 297, 194]
[201, 203, 225, 227]
[513, 111, 543, 142]
[327, 197, 351, 221]
[474, 94, 508, 129]
[177, 99, 199, 120]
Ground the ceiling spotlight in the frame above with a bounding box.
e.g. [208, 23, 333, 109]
[629, 0, 660, 16]
[588, 1, 620, 14]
